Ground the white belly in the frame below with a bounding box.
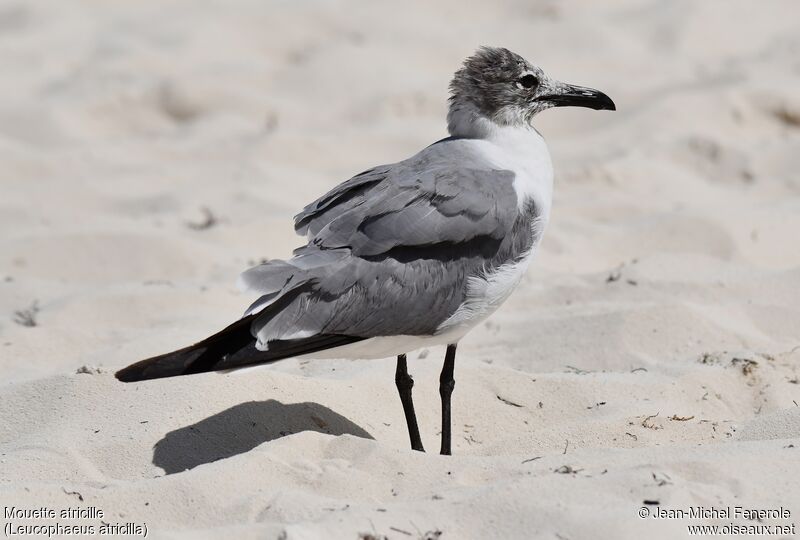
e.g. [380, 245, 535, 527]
[297, 325, 472, 360]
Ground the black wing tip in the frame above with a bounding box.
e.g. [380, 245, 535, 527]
[115, 367, 138, 382]
[113, 300, 369, 383]
[114, 359, 199, 382]
[114, 358, 164, 382]
[114, 316, 259, 383]
[114, 346, 203, 382]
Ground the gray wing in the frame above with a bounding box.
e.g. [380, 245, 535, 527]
[239, 140, 535, 349]
[294, 166, 391, 237]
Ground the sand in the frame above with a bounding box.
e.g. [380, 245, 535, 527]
[1, 0, 799, 538]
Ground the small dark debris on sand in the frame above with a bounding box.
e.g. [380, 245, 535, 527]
[606, 258, 639, 284]
[554, 465, 582, 475]
[606, 269, 621, 283]
[76, 365, 105, 375]
[186, 207, 218, 231]
[731, 357, 758, 376]
[772, 104, 800, 127]
[698, 351, 762, 376]
[13, 300, 39, 327]
[358, 534, 387, 540]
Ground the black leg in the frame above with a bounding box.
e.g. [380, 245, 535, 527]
[439, 344, 457, 455]
[395, 354, 425, 452]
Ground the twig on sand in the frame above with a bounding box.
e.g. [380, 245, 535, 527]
[497, 395, 524, 407]
[62, 488, 84, 501]
[565, 365, 591, 375]
[642, 412, 662, 430]
[652, 472, 672, 486]
[409, 521, 442, 540]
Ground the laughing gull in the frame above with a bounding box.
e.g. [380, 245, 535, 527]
[116, 47, 615, 455]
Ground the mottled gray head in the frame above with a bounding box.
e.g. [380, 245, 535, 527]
[448, 47, 615, 135]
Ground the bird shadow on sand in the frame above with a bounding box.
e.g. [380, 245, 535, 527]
[152, 400, 372, 474]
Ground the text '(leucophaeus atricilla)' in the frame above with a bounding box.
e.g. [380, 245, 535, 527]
[116, 47, 615, 455]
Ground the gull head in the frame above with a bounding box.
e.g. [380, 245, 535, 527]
[447, 46, 615, 136]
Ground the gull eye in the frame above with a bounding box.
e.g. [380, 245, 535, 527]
[518, 74, 539, 89]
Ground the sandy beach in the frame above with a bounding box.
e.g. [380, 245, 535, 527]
[1, 0, 799, 538]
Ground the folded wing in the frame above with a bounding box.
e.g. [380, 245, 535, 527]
[242, 140, 526, 351]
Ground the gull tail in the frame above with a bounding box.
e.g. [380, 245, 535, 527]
[115, 315, 362, 382]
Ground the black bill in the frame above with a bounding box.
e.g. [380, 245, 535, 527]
[539, 84, 616, 111]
